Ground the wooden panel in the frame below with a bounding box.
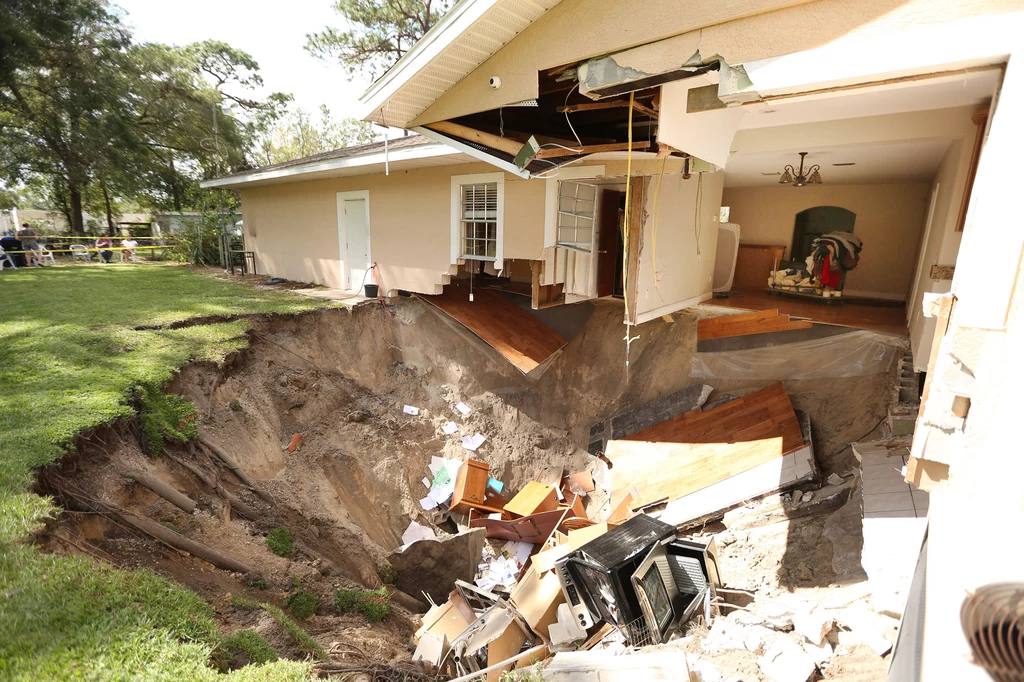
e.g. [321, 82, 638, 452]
[734, 243, 786, 291]
[421, 284, 567, 374]
[504, 481, 558, 518]
[450, 459, 490, 515]
[608, 382, 805, 509]
[624, 176, 645, 324]
[697, 308, 813, 340]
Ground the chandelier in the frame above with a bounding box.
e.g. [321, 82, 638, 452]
[779, 152, 822, 186]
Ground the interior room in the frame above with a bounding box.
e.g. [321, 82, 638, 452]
[709, 67, 998, 355]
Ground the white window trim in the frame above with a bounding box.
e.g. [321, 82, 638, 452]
[451, 172, 504, 266]
[336, 190, 370, 292]
[544, 165, 605, 248]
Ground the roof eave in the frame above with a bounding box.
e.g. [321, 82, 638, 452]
[199, 143, 459, 189]
[358, 0, 500, 122]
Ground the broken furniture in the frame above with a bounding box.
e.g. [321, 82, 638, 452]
[450, 459, 508, 516]
[588, 382, 713, 457]
[503, 481, 559, 518]
[554, 515, 721, 646]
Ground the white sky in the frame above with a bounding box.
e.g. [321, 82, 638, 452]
[114, 0, 373, 120]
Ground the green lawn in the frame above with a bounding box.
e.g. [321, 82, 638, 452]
[0, 264, 326, 680]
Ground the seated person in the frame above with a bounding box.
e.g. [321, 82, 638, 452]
[0, 232, 24, 267]
[120, 237, 138, 261]
[95, 236, 113, 263]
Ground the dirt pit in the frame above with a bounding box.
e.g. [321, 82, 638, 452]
[38, 296, 902, 672]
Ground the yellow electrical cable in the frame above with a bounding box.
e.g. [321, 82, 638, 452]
[622, 91, 634, 324]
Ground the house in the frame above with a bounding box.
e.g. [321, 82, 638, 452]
[203, 2, 1024, 677]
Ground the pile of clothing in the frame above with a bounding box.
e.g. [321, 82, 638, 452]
[770, 267, 813, 288]
[809, 231, 863, 289]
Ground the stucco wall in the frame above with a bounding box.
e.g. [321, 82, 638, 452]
[722, 183, 930, 300]
[240, 161, 546, 294]
[635, 171, 726, 322]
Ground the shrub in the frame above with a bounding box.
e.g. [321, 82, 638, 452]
[137, 384, 198, 454]
[379, 564, 398, 585]
[224, 629, 278, 665]
[266, 527, 293, 557]
[336, 587, 390, 622]
[285, 589, 321, 620]
[247, 577, 268, 590]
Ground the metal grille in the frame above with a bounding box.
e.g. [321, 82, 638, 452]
[556, 181, 597, 253]
[460, 182, 498, 260]
[961, 583, 1024, 682]
[598, 616, 655, 649]
[669, 554, 707, 595]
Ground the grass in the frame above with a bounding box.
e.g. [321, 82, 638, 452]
[232, 595, 328, 662]
[223, 630, 279, 665]
[285, 589, 321, 620]
[0, 263, 326, 679]
[336, 587, 390, 622]
[266, 527, 294, 557]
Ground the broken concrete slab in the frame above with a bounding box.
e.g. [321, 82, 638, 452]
[793, 608, 834, 647]
[721, 477, 852, 530]
[389, 528, 486, 606]
[757, 636, 816, 682]
[542, 649, 692, 681]
[702, 616, 774, 654]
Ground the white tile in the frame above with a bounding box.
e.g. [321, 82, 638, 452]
[863, 491, 917, 513]
[863, 477, 913, 495]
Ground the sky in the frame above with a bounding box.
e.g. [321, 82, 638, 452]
[114, 0, 374, 121]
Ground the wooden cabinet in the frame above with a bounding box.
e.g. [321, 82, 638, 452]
[504, 481, 559, 518]
[450, 459, 507, 516]
[734, 243, 787, 291]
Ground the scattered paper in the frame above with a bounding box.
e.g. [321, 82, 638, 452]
[476, 541, 535, 591]
[488, 513, 503, 520]
[419, 496, 439, 511]
[455, 402, 472, 416]
[487, 477, 504, 494]
[442, 421, 459, 435]
[401, 521, 437, 546]
[462, 433, 486, 451]
[426, 457, 463, 507]
[403, 405, 420, 416]
[421, 477, 431, 489]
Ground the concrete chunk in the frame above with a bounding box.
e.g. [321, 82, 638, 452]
[389, 528, 486, 606]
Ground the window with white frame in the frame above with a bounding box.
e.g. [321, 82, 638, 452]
[556, 181, 597, 253]
[460, 181, 498, 260]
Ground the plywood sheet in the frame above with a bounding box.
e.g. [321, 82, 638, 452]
[734, 243, 786, 291]
[420, 285, 567, 373]
[608, 383, 804, 510]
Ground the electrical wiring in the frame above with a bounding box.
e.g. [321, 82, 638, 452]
[622, 91, 640, 375]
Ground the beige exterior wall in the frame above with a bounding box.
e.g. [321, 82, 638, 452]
[722, 183, 930, 300]
[412, 0, 1020, 126]
[240, 161, 546, 294]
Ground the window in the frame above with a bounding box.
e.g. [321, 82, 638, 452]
[451, 172, 504, 265]
[460, 182, 498, 260]
[556, 181, 597, 253]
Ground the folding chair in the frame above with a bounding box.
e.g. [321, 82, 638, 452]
[37, 248, 56, 266]
[70, 244, 92, 264]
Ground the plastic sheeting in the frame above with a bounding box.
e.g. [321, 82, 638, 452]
[690, 329, 900, 380]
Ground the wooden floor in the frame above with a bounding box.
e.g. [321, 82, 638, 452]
[607, 382, 805, 509]
[420, 284, 568, 373]
[705, 289, 908, 336]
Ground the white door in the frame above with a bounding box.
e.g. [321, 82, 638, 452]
[340, 196, 370, 291]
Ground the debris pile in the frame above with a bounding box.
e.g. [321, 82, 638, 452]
[386, 379, 856, 680]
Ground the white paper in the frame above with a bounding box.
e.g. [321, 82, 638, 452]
[555, 486, 565, 501]
[419, 496, 439, 510]
[428, 456, 445, 476]
[426, 458, 463, 506]
[461, 433, 486, 451]
[488, 512, 503, 520]
[401, 521, 437, 546]
[421, 477, 431, 489]
[442, 421, 459, 435]
[455, 402, 472, 416]
[403, 405, 420, 415]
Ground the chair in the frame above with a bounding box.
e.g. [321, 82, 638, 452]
[70, 244, 92, 264]
[38, 248, 56, 266]
[0, 250, 16, 271]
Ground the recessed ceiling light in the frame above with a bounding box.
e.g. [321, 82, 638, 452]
[833, 162, 856, 166]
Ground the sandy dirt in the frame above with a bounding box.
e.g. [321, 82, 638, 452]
[38, 296, 903, 673]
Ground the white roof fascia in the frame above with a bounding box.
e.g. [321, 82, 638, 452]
[359, 0, 500, 121]
[412, 126, 531, 178]
[199, 143, 459, 189]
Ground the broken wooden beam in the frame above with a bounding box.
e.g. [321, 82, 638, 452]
[424, 120, 524, 156]
[534, 141, 651, 159]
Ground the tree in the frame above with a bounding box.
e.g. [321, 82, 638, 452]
[254, 105, 377, 166]
[306, 0, 451, 78]
[0, 1, 287, 234]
